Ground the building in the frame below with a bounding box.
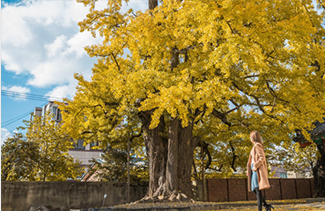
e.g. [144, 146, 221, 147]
[294, 120, 325, 151]
[270, 165, 312, 179]
[33, 101, 103, 167]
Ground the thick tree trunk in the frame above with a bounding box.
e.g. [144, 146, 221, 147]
[137, 0, 197, 203]
[166, 118, 179, 195]
[149, 0, 158, 10]
[177, 121, 196, 199]
[139, 112, 198, 203]
[140, 111, 168, 197]
[313, 144, 325, 197]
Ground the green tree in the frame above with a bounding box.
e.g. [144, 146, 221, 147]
[1, 133, 40, 181]
[89, 145, 149, 182]
[61, 0, 325, 202]
[1, 114, 84, 181]
[269, 142, 319, 178]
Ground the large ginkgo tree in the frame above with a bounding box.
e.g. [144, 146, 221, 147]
[60, 0, 325, 202]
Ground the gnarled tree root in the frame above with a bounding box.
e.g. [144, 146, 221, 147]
[134, 192, 195, 204]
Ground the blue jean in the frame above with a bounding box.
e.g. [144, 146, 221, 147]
[251, 163, 259, 191]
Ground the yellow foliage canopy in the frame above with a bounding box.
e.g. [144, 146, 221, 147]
[61, 0, 325, 174]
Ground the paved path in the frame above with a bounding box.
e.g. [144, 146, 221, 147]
[71, 198, 325, 211]
[223, 202, 325, 210]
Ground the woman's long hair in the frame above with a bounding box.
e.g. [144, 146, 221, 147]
[250, 131, 263, 145]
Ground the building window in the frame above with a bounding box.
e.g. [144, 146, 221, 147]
[90, 142, 100, 150]
[73, 140, 85, 150]
[280, 173, 288, 178]
[42, 104, 47, 117]
[57, 109, 62, 121]
[52, 107, 57, 120]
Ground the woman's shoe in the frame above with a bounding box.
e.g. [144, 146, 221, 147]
[264, 204, 274, 211]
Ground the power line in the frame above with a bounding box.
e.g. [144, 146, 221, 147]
[2, 93, 47, 101]
[2, 113, 32, 127]
[1, 102, 48, 127]
[1, 109, 34, 125]
[1, 90, 70, 127]
[2, 90, 63, 101]
[1, 90, 65, 102]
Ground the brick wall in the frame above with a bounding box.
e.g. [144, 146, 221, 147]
[207, 178, 314, 202]
[228, 179, 247, 201]
[296, 179, 312, 198]
[207, 179, 228, 202]
[281, 179, 296, 199]
[264, 179, 281, 200]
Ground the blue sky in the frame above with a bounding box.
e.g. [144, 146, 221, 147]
[1, 0, 323, 143]
[1, 0, 147, 142]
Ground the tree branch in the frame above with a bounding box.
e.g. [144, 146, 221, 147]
[212, 109, 231, 126]
[229, 142, 237, 172]
[208, 165, 223, 172]
[110, 53, 121, 73]
[197, 141, 212, 170]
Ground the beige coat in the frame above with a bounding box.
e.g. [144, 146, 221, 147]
[247, 143, 270, 192]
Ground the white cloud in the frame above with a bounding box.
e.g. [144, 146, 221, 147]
[2, 0, 101, 93]
[1, 6, 33, 47]
[1, 128, 13, 144]
[2, 85, 31, 101]
[46, 82, 78, 101]
[45, 35, 68, 58]
[1, 0, 147, 99]
[65, 32, 95, 58]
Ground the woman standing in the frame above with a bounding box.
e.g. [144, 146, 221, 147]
[247, 131, 274, 211]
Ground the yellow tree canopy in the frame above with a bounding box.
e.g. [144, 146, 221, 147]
[64, 0, 324, 146]
[61, 0, 325, 181]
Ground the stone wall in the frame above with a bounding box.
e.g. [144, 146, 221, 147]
[1, 178, 315, 211]
[1, 181, 148, 211]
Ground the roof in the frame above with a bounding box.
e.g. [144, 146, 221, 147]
[294, 121, 325, 143]
[311, 122, 325, 137]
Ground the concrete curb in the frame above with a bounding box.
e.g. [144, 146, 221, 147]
[71, 198, 325, 211]
[306, 197, 325, 203]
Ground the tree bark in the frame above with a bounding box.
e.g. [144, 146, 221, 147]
[149, 0, 158, 10]
[166, 118, 179, 194]
[139, 112, 198, 202]
[177, 121, 196, 199]
[140, 110, 168, 198]
[313, 144, 325, 197]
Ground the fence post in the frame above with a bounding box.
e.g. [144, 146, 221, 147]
[206, 179, 209, 202]
[245, 179, 248, 201]
[309, 179, 312, 198]
[279, 179, 283, 200]
[295, 179, 298, 199]
[227, 179, 229, 201]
